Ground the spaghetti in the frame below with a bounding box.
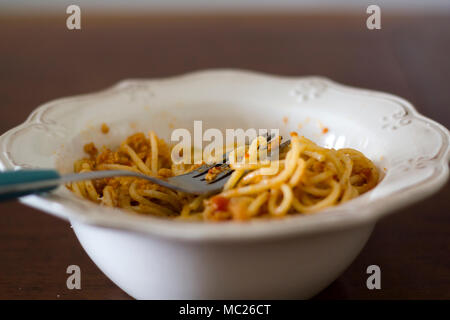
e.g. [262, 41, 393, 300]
[68, 130, 379, 221]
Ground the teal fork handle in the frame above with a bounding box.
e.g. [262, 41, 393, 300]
[0, 169, 61, 201]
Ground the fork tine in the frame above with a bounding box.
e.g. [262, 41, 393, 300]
[190, 165, 217, 178]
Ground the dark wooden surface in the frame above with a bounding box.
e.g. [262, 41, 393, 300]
[0, 13, 449, 300]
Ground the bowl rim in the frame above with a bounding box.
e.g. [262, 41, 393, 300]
[0, 69, 449, 242]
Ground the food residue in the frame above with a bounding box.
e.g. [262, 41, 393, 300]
[101, 123, 109, 134]
[205, 166, 227, 182]
[211, 196, 229, 212]
[83, 142, 98, 158]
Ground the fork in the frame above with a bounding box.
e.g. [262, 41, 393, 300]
[0, 134, 290, 201]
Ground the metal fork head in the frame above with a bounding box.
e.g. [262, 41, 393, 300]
[67, 133, 289, 196]
[167, 132, 281, 195]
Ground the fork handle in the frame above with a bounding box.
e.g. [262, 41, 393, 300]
[0, 169, 61, 201]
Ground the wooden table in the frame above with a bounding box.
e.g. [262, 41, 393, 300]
[0, 13, 449, 299]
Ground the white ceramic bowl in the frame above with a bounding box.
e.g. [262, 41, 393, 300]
[0, 70, 449, 299]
